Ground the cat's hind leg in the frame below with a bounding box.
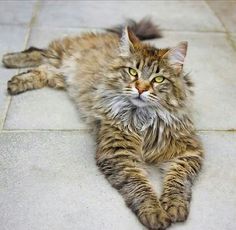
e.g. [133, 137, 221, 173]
[2, 46, 61, 69]
[2, 47, 51, 68]
[7, 65, 65, 95]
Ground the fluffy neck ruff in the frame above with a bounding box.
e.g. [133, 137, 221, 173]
[98, 93, 180, 132]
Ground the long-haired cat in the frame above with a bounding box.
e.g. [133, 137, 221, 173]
[2, 19, 203, 230]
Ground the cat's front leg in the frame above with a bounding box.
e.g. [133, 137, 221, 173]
[160, 150, 203, 223]
[96, 123, 171, 230]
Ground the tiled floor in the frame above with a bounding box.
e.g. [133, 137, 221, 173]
[0, 1, 236, 230]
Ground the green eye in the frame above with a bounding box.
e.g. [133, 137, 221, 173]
[128, 68, 138, 77]
[154, 76, 165, 83]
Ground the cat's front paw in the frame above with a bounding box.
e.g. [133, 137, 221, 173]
[7, 77, 23, 95]
[160, 195, 190, 223]
[139, 206, 171, 230]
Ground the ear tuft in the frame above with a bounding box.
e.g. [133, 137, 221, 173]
[119, 27, 139, 56]
[163, 41, 188, 73]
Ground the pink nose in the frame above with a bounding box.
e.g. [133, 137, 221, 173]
[135, 81, 150, 94]
[136, 87, 147, 94]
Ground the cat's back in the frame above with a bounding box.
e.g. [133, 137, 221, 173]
[50, 32, 120, 87]
[48, 32, 119, 60]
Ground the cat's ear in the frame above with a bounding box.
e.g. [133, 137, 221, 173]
[162, 41, 188, 73]
[119, 26, 139, 56]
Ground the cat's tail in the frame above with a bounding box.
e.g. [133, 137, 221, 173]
[106, 17, 162, 40]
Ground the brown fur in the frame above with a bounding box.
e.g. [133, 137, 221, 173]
[2, 19, 203, 230]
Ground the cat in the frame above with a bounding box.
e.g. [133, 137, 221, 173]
[2, 18, 203, 230]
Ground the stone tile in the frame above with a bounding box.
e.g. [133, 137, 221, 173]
[170, 131, 236, 230]
[35, 1, 224, 32]
[0, 1, 35, 26]
[4, 28, 94, 130]
[28, 27, 102, 48]
[149, 31, 236, 130]
[4, 88, 88, 130]
[207, 1, 236, 33]
[0, 25, 27, 54]
[0, 131, 142, 230]
[0, 131, 236, 230]
[0, 25, 28, 128]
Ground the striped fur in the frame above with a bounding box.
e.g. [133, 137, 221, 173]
[2, 19, 203, 230]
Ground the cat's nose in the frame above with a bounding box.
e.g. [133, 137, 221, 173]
[135, 80, 150, 94]
[136, 87, 147, 94]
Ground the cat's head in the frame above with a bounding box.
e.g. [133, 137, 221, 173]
[102, 27, 193, 129]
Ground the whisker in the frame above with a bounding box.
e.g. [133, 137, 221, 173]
[123, 88, 133, 91]
[149, 94, 158, 100]
[148, 97, 156, 102]
[123, 91, 133, 94]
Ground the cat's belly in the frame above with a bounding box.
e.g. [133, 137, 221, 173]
[61, 56, 79, 87]
[60, 56, 102, 127]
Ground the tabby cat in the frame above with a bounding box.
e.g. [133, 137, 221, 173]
[2, 19, 203, 230]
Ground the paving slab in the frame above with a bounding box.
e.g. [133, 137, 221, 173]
[207, 1, 236, 33]
[0, 131, 235, 230]
[3, 28, 100, 130]
[149, 31, 236, 130]
[35, 1, 224, 32]
[4, 88, 88, 130]
[0, 1, 35, 26]
[0, 25, 27, 55]
[0, 131, 142, 230]
[171, 131, 236, 230]
[28, 27, 102, 48]
[0, 25, 28, 128]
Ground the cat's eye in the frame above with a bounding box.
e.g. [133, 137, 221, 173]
[128, 68, 138, 77]
[154, 76, 165, 83]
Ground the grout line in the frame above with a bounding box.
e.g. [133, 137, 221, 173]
[23, 25, 227, 34]
[0, 94, 11, 130]
[225, 32, 236, 52]
[197, 129, 236, 132]
[203, 1, 227, 32]
[204, 1, 236, 52]
[0, 0, 41, 130]
[0, 129, 91, 134]
[29, 0, 41, 30]
[161, 29, 226, 34]
[24, 0, 41, 46]
[0, 129, 235, 134]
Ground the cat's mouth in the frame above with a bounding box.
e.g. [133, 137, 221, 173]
[130, 96, 148, 107]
